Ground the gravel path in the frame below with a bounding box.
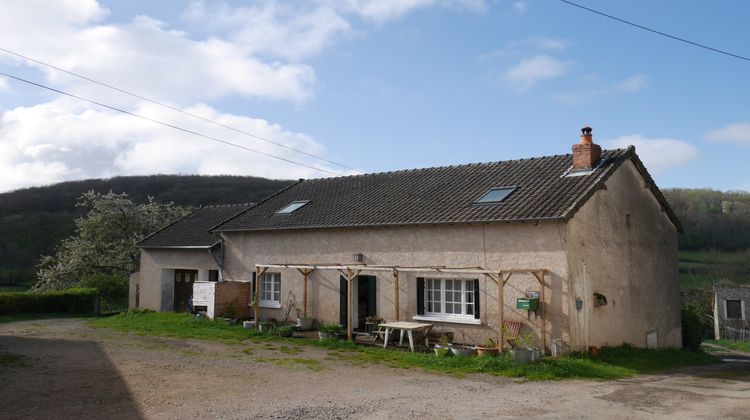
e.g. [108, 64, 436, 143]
[1, 319, 749, 419]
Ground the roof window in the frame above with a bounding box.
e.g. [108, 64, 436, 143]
[275, 200, 309, 214]
[475, 187, 516, 204]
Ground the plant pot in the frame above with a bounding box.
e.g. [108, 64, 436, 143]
[297, 318, 313, 331]
[449, 344, 476, 357]
[433, 344, 451, 357]
[512, 348, 540, 364]
[476, 346, 500, 357]
[259, 323, 274, 333]
[318, 331, 341, 340]
[242, 321, 256, 330]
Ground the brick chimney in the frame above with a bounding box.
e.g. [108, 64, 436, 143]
[572, 126, 602, 170]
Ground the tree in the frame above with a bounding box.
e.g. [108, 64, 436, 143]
[34, 191, 191, 295]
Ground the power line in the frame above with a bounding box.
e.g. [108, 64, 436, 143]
[559, 0, 750, 63]
[0, 46, 364, 173]
[0, 70, 340, 176]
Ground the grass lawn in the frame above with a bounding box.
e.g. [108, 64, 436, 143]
[679, 250, 749, 289]
[90, 311, 719, 381]
[705, 339, 750, 353]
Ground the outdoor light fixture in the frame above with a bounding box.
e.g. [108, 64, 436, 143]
[353, 253, 363, 262]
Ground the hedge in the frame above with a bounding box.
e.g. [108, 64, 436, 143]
[0, 288, 99, 315]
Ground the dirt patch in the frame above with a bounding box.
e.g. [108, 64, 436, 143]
[1, 319, 749, 419]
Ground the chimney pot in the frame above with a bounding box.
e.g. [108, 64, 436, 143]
[572, 126, 601, 170]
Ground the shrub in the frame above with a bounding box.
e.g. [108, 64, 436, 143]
[318, 323, 344, 334]
[681, 304, 705, 351]
[80, 273, 128, 312]
[275, 325, 294, 337]
[0, 288, 98, 315]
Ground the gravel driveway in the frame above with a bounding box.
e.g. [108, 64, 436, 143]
[1, 318, 748, 419]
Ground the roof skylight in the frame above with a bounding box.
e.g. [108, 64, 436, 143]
[475, 187, 516, 204]
[275, 200, 309, 214]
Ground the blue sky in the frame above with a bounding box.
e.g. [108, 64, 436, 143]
[0, 0, 748, 192]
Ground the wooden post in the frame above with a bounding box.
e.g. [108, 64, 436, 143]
[532, 271, 546, 355]
[254, 267, 268, 325]
[393, 269, 400, 321]
[347, 269, 353, 340]
[499, 272, 512, 352]
[297, 268, 312, 317]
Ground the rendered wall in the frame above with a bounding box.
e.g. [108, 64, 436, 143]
[565, 160, 682, 349]
[222, 222, 571, 350]
[133, 248, 220, 311]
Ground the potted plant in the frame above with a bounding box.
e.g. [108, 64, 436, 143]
[449, 343, 476, 357]
[297, 315, 313, 331]
[476, 338, 500, 357]
[259, 319, 276, 334]
[511, 332, 540, 363]
[318, 323, 344, 340]
[275, 325, 294, 338]
[433, 334, 452, 357]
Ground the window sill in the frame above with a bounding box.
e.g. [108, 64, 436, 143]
[412, 315, 481, 325]
[259, 302, 281, 309]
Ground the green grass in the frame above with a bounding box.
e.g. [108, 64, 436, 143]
[679, 250, 749, 289]
[0, 312, 89, 324]
[705, 339, 750, 353]
[90, 311, 719, 381]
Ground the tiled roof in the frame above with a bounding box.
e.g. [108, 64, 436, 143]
[139, 203, 253, 248]
[213, 147, 682, 232]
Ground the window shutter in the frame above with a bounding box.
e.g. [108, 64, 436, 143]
[339, 276, 348, 328]
[251, 272, 256, 302]
[473, 279, 480, 319]
[417, 277, 425, 315]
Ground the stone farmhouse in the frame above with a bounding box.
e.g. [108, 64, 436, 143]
[131, 128, 683, 352]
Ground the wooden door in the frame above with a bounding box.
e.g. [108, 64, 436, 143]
[174, 270, 197, 312]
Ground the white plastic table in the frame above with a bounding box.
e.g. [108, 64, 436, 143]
[380, 321, 434, 352]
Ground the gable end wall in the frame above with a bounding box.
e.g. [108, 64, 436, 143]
[565, 160, 681, 349]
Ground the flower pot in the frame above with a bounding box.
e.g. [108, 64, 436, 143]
[434, 344, 451, 357]
[297, 318, 313, 331]
[512, 348, 540, 364]
[449, 344, 476, 357]
[242, 321, 256, 330]
[476, 346, 500, 357]
[259, 323, 273, 333]
[318, 331, 341, 340]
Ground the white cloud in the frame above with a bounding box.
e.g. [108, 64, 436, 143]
[503, 55, 568, 90]
[554, 74, 648, 104]
[705, 122, 750, 145]
[604, 135, 699, 174]
[0, 98, 343, 192]
[512, 2, 527, 15]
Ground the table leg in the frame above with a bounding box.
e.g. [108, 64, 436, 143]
[407, 330, 415, 352]
[383, 328, 390, 349]
[399, 329, 405, 346]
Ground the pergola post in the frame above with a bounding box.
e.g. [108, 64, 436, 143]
[531, 270, 546, 355]
[338, 268, 361, 341]
[297, 268, 314, 317]
[393, 269, 400, 321]
[254, 266, 268, 324]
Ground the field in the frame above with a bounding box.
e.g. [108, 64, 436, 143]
[679, 250, 749, 289]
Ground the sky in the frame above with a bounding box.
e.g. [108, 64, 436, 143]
[0, 0, 748, 193]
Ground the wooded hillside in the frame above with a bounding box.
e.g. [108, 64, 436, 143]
[0, 175, 747, 286]
[0, 175, 292, 285]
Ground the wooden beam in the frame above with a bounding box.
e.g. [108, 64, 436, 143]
[497, 272, 512, 352]
[256, 262, 547, 275]
[344, 268, 361, 341]
[393, 269, 400, 321]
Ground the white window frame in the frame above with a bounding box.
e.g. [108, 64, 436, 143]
[724, 298, 746, 320]
[413, 278, 481, 325]
[260, 272, 281, 309]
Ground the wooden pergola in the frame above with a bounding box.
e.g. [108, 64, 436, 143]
[254, 263, 547, 350]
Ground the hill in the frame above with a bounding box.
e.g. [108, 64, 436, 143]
[0, 175, 293, 285]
